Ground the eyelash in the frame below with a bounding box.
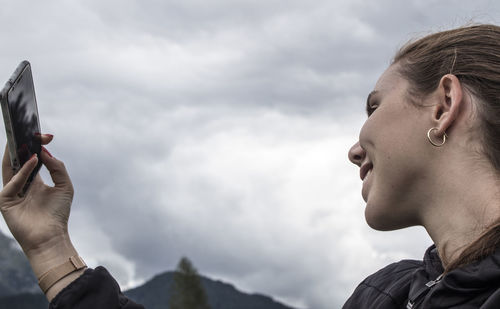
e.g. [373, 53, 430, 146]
[367, 103, 379, 116]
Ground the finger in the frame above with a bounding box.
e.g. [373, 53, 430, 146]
[2, 144, 14, 186]
[40, 147, 73, 191]
[38, 133, 54, 145]
[1, 154, 38, 198]
[3, 134, 52, 186]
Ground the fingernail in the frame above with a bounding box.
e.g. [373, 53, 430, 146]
[36, 133, 53, 137]
[42, 147, 53, 158]
[30, 153, 38, 159]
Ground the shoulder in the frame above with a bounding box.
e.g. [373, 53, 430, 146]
[343, 259, 422, 309]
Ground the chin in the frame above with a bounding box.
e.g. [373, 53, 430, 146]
[365, 217, 398, 231]
[365, 214, 394, 231]
[364, 201, 415, 231]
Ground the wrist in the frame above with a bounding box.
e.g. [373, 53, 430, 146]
[38, 255, 86, 293]
[23, 233, 87, 301]
[24, 233, 79, 279]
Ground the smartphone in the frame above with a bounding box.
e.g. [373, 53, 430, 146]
[0, 61, 42, 195]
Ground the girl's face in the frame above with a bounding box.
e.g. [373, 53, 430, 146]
[348, 65, 435, 231]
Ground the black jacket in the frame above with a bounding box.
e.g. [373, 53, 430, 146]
[49, 267, 144, 309]
[343, 245, 500, 308]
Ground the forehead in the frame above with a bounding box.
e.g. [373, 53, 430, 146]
[374, 64, 405, 93]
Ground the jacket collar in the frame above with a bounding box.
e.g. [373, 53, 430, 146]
[423, 244, 500, 287]
[422, 245, 444, 279]
[416, 244, 500, 307]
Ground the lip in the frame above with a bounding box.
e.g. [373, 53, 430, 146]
[360, 163, 373, 181]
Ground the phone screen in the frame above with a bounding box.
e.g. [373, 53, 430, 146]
[7, 64, 41, 169]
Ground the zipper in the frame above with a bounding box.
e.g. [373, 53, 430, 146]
[406, 274, 443, 309]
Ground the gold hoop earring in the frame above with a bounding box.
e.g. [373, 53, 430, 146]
[427, 127, 447, 147]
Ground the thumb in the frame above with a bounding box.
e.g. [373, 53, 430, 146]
[2, 144, 14, 186]
[1, 154, 38, 198]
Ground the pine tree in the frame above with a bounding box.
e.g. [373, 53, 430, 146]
[169, 257, 211, 309]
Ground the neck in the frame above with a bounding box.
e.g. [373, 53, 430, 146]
[419, 156, 500, 268]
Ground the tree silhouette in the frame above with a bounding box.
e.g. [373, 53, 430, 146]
[169, 257, 211, 309]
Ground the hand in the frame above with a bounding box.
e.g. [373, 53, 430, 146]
[0, 135, 83, 301]
[0, 134, 74, 256]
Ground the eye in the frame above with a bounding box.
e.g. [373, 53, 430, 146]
[367, 102, 379, 116]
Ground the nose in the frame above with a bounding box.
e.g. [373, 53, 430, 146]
[348, 141, 365, 167]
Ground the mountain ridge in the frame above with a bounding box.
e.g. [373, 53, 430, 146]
[125, 270, 296, 309]
[0, 231, 298, 309]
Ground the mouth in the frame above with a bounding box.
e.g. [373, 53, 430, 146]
[360, 163, 373, 181]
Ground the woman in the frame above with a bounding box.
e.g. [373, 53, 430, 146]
[345, 24, 500, 308]
[1, 24, 499, 308]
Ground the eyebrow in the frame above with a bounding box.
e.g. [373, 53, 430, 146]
[365, 90, 378, 115]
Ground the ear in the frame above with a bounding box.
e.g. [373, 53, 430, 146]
[431, 74, 463, 137]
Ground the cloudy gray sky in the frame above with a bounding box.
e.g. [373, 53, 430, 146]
[0, 1, 499, 308]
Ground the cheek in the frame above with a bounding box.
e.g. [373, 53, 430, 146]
[360, 108, 424, 156]
[364, 144, 428, 231]
[360, 127, 426, 229]
[358, 113, 394, 154]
